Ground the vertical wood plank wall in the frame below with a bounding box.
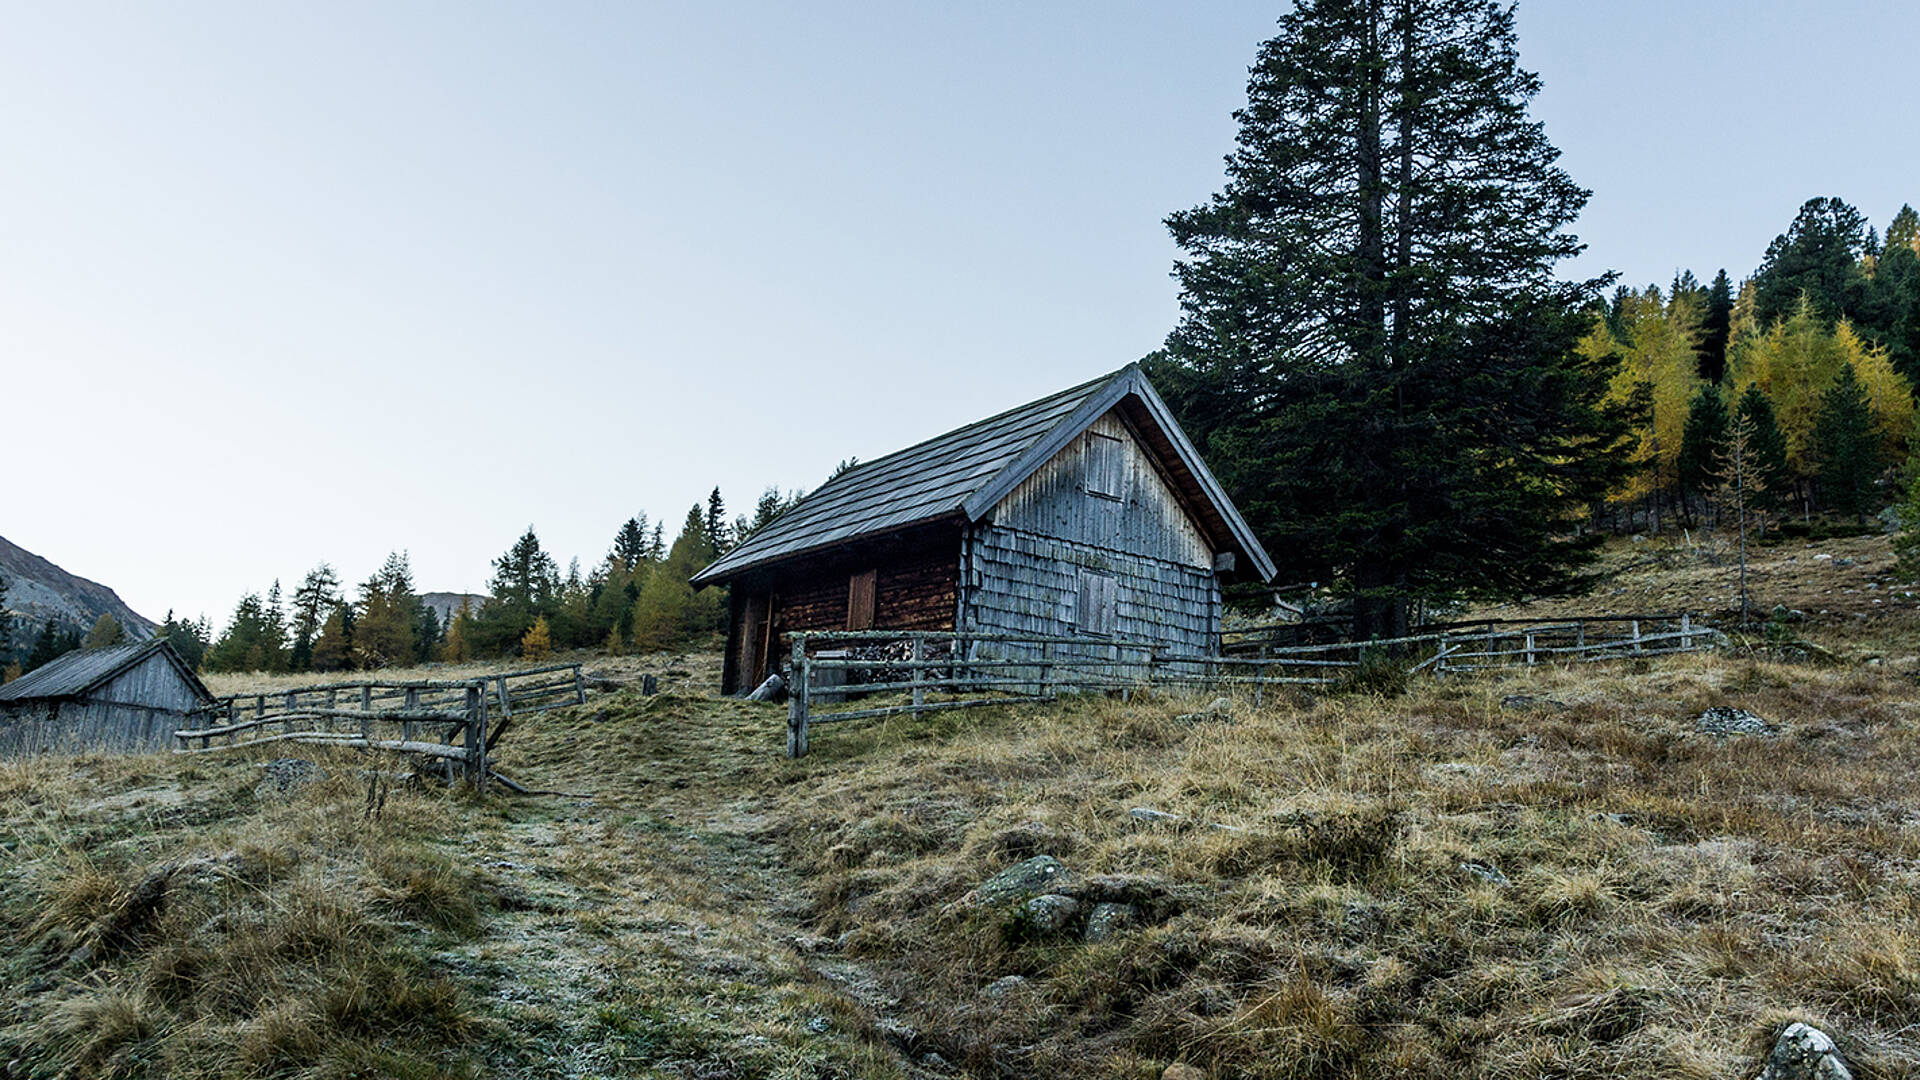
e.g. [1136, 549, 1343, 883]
[0, 652, 206, 756]
[965, 410, 1221, 660]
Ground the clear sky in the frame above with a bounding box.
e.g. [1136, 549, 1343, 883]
[3, 2, 1915, 628]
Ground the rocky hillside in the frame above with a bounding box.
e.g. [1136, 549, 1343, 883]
[418, 591, 487, 627]
[0, 534, 154, 642]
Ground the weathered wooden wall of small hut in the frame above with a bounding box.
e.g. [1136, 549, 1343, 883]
[965, 410, 1220, 660]
[771, 543, 960, 637]
[0, 651, 201, 756]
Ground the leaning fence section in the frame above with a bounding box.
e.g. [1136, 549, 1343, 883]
[778, 616, 1722, 757]
[172, 663, 588, 787]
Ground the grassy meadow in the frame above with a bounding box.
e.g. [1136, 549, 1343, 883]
[5, 537, 1920, 1078]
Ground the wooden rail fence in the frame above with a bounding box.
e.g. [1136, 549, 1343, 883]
[173, 663, 588, 788]
[779, 616, 1723, 757]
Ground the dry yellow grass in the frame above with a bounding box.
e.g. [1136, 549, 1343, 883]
[8, 635, 1920, 1078]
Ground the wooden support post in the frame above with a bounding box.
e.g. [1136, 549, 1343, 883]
[255, 694, 265, 719]
[787, 636, 810, 758]
[496, 675, 512, 719]
[403, 688, 418, 744]
[1631, 620, 1643, 655]
[284, 691, 295, 734]
[360, 685, 372, 742]
[1680, 613, 1693, 651]
[1525, 633, 1536, 667]
[573, 664, 586, 706]
[1040, 638, 1054, 697]
[911, 636, 925, 714]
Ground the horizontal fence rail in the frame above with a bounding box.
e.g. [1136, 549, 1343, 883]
[776, 616, 1723, 757]
[174, 664, 588, 786]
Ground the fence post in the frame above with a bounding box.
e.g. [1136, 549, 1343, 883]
[496, 675, 512, 719]
[573, 664, 586, 706]
[1631, 620, 1643, 655]
[473, 684, 489, 790]
[403, 687, 418, 744]
[359, 685, 372, 742]
[1041, 639, 1054, 697]
[284, 691, 295, 735]
[1680, 613, 1692, 651]
[255, 694, 265, 720]
[1525, 633, 1536, 667]
[787, 636, 810, 758]
[911, 636, 925, 714]
[1255, 645, 1268, 709]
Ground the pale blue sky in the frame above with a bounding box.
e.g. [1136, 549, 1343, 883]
[3, 2, 1914, 626]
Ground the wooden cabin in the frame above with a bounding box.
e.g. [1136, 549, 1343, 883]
[692, 364, 1277, 694]
[0, 640, 213, 756]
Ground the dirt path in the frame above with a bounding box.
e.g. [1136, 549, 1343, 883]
[451, 693, 918, 1079]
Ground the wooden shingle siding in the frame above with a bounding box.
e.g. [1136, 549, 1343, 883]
[967, 527, 1218, 657]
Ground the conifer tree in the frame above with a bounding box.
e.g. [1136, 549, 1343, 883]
[1734, 385, 1794, 514]
[84, 613, 125, 649]
[475, 528, 560, 656]
[354, 553, 419, 669]
[1715, 410, 1771, 625]
[611, 515, 651, 570]
[1752, 197, 1871, 329]
[1813, 363, 1881, 519]
[704, 488, 731, 555]
[311, 605, 355, 672]
[1698, 269, 1734, 382]
[439, 597, 475, 663]
[520, 616, 553, 661]
[0, 572, 12, 669]
[289, 564, 341, 672]
[1677, 384, 1730, 513]
[156, 610, 209, 670]
[25, 618, 62, 672]
[1145, 0, 1627, 633]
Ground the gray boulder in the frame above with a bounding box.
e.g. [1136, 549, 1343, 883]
[968, 855, 1068, 906]
[255, 758, 326, 797]
[1083, 901, 1138, 942]
[1756, 1022, 1851, 1080]
[1697, 707, 1779, 737]
[1023, 893, 1082, 934]
[983, 974, 1030, 999]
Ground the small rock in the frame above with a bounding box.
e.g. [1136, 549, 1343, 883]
[1023, 893, 1082, 934]
[1129, 807, 1181, 823]
[1460, 861, 1510, 887]
[967, 855, 1067, 906]
[805, 1016, 831, 1034]
[1163, 1064, 1208, 1080]
[255, 758, 325, 797]
[1697, 707, 1779, 737]
[1175, 697, 1235, 724]
[921, 1052, 948, 1067]
[983, 975, 1030, 999]
[1756, 1021, 1852, 1080]
[1501, 694, 1568, 711]
[1083, 901, 1138, 942]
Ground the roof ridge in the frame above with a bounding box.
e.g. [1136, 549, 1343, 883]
[819, 366, 1130, 484]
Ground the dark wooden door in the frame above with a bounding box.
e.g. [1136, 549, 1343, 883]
[847, 570, 877, 630]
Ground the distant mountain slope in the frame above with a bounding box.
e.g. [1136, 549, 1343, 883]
[418, 591, 487, 627]
[0, 534, 156, 641]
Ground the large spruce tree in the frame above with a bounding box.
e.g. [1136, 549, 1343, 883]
[1146, 0, 1628, 633]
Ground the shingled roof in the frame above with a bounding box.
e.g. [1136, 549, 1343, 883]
[0, 640, 212, 705]
[692, 364, 1276, 586]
